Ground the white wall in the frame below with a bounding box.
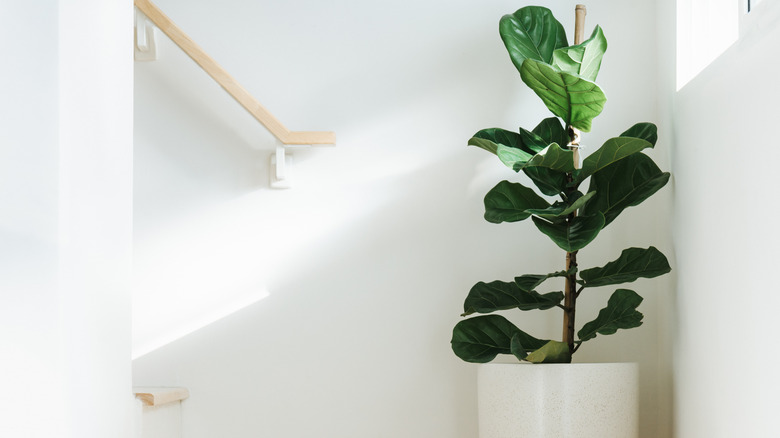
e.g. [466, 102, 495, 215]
[670, 1, 780, 437]
[0, 1, 134, 437]
[0, 3, 61, 435]
[132, 1, 672, 437]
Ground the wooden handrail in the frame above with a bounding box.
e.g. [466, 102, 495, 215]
[135, 0, 335, 145]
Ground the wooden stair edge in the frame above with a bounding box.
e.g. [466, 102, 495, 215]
[134, 387, 190, 407]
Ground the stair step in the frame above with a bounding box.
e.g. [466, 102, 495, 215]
[134, 387, 189, 438]
[134, 387, 190, 406]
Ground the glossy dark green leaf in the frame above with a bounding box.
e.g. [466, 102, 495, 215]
[451, 315, 548, 363]
[499, 6, 568, 70]
[576, 137, 652, 183]
[469, 128, 536, 156]
[580, 153, 670, 226]
[483, 180, 549, 224]
[518, 127, 549, 154]
[525, 191, 595, 222]
[580, 247, 671, 288]
[517, 118, 570, 154]
[497, 145, 534, 170]
[552, 25, 607, 82]
[532, 117, 570, 149]
[532, 213, 605, 252]
[525, 340, 571, 363]
[514, 269, 572, 292]
[510, 333, 529, 361]
[620, 122, 658, 146]
[523, 166, 567, 196]
[520, 59, 606, 132]
[462, 280, 564, 316]
[516, 143, 576, 173]
[577, 289, 644, 342]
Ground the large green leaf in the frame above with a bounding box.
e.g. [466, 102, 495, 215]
[518, 127, 549, 154]
[552, 25, 607, 82]
[523, 166, 567, 196]
[497, 142, 574, 173]
[497, 145, 534, 170]
[514, 269, 572, 292]
[499, 6, 568, 70]
[483, 180, 549, 224]
[469, 128, 536, 156]
[520, 60, 606, 132]
[510, 333, 529, 361]
[525, 191, 596, 222]
[517, 143, 576, 173]
[452, 315, 548, 363]
[462, 281, 563, 316]
[517, 118, 570, 154]
[576, 137, 653, 183]
[532, 213, 605, 252]
[578, 289, 644, 342]
[532, 117, 570, 148]
[580, 247, 671, 288]
[525, 340, 571, 363]
[580, 153, 670, 226]
[621, 122, 658, 146]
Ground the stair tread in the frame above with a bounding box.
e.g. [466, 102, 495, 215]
[134, 387, 189, 406]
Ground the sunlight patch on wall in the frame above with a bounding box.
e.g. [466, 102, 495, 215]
[677, 0, 739, 90]
[131, 172, 402, 359]
[132, 286, 269, 359]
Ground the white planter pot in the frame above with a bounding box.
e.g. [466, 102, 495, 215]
[478, 362, 638, 438]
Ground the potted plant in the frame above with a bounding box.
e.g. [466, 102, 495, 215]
[450, 5, 671, 437]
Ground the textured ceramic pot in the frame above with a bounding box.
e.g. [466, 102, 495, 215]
[478, 362, 638, 438]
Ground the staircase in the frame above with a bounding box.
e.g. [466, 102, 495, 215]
[134, 387, 189, 438]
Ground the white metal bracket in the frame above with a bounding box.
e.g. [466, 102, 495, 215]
[135, 8, 158, 62]
[270, 145, 294, 189]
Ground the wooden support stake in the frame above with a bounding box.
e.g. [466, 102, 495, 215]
[563, 4, 588, 356]
[574, 5, 587, 45]
[569, 4, 587, 168]
[134, 0, 335, 145]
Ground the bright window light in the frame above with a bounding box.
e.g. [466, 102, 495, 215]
[677, 0, 739, 90]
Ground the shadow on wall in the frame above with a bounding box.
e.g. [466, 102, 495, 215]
[131, 19, 525, 358]
[132, 148, 560, 438]
[131, 3, 581, 436]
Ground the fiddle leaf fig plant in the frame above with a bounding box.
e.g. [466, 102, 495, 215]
[451, 6, 671, 364]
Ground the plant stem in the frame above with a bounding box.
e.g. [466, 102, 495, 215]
[563, 249, 578, 357]
[563, 123, 581, 359]
[560, 4, 588, 360]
